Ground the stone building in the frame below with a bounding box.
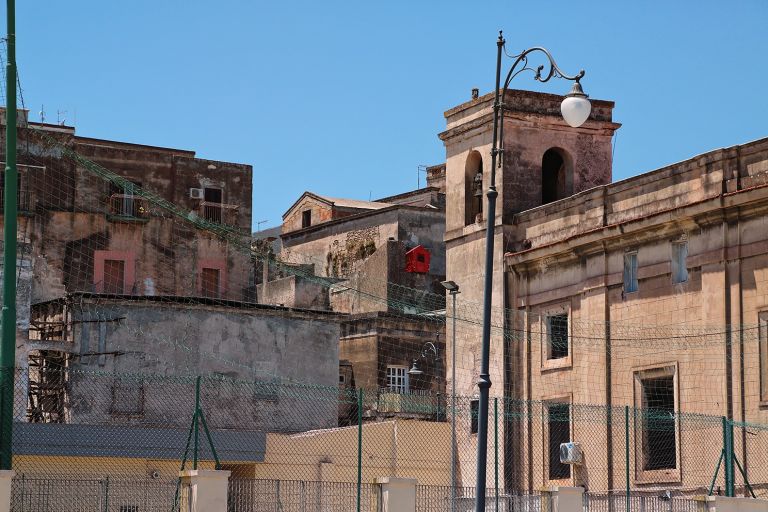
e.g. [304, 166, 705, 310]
[0, 112, 342, 436]
[440, 89, 768, 491]
[258, 179, 449, 419]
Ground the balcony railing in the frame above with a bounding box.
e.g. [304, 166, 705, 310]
[108, 194, 150, 221]
[199, 201, 239, 226]
[0, 185, 32, 213]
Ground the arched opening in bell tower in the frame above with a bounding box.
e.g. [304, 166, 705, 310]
[542, 148, 572, 205]
[465, 151, 484, 225]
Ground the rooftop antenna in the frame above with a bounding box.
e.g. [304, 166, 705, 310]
[256, 219, 269, 232]
[417, 164, 428, 189]
[57, 109, 66, 126]
[39, 104, 45, 124]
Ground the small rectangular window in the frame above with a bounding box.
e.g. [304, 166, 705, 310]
[547, 314, 569, 360]
[386, 366, 408, 394]
[624, 252, 638, 293]
[103, 259, 125, 294]
[547, 402, 571, 480]
[201, 268, 221, 298]
[110, 378, 144, 416]
[470, 399, 479, 434]
[302, 209, 312, 228]
[339, 374, 345, 384]
[671, 242, 688, 284]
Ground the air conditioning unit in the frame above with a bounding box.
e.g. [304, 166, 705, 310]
[560, 442, 583, 465]
[189, 188, 204, 199]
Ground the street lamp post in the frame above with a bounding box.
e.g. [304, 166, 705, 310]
[474, 32, 591, 512]
[441, 280, 460, 512]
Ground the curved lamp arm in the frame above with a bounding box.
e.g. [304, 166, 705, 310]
[493, 32, 589, 172]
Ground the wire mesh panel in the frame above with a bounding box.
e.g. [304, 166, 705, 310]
[584, 492, 702, 512]
[10, 476, 180, 511]
[228, 479, 376, 512]
[416, 486, 541, 512]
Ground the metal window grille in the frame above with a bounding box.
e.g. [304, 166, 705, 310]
[386, 365, 408, 394]
[547, 314, 569, 360]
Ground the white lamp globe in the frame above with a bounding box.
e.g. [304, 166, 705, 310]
[560, 81, 591, 128]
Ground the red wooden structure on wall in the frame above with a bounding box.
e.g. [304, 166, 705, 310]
[405, 245, 430, 273]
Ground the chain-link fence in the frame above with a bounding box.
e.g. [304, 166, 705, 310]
[10, 365, 768, 510]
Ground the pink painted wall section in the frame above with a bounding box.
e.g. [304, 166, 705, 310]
[198, 258, 227, 298]
[93, 250, 136, 294]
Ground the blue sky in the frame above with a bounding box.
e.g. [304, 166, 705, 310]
[12, 1, 768, 231]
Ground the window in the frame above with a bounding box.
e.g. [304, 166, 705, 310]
[624, 251, 638, 293]
[339, 374, 346, 384]
[201, 267, 221, 298]
[470, 399, 479, 434]
[671, 241, 688, 284]
[0, 170, 30, 211]
[386, 366, 408, 394]
[103, 259, 125, 294]
[94, 251, 135, 295]
[109, 181, 143, 218]
[761, 312, 768, 403]
[464, 151, 483, 225]
[302, 209, 312, 228]
[634, 364, 679, 479]
[203, 187, 223, 223]
[547, 314, 569, 360]
[110, 378, 144, 416]
[542, 148, 570, 204]
[547, 402, 571, 480]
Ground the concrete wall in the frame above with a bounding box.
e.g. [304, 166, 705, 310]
[25, 297, 341, 432]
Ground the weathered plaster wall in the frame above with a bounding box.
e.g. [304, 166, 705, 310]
[37, 298, 341, 432]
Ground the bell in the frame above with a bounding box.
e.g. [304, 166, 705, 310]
[473, 172, 483, 197]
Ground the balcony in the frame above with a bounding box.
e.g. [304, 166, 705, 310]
[199, 201, 240, 227]
[0, 185, 32, 214]
[107, 194, 150, 222]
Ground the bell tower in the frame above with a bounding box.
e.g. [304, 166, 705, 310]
[438, 87, 620, 394]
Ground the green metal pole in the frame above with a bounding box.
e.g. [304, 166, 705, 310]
[728, 420, 736, 497]
[356, 388, 363, 512]
[494, 398, 499, 511]
[193, 377, 201, 470]
[0, 0, 18, 471]
[625, 406, 630, 512]
[723, 417, 733, 497]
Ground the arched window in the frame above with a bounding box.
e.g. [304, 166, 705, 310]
[542, 148, 571, 204]
[465, 151, 483, 225]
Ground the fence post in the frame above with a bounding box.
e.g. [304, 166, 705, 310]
[194, 376, 201, 470]
[494, 397, 499, 510]
[625, 406, 630, 512]
[0, 470, 13, 512]
[103, 476, 110, 512]
[357, 388, 363, 512]
[722, 416, 733, 497]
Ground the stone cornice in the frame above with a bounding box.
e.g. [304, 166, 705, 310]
[505, 184, 768, 272]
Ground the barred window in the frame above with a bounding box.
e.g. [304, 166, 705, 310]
[547, 402, 571, 480]
[547, 314, 569, 360]
[386, 366, 408, 394]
